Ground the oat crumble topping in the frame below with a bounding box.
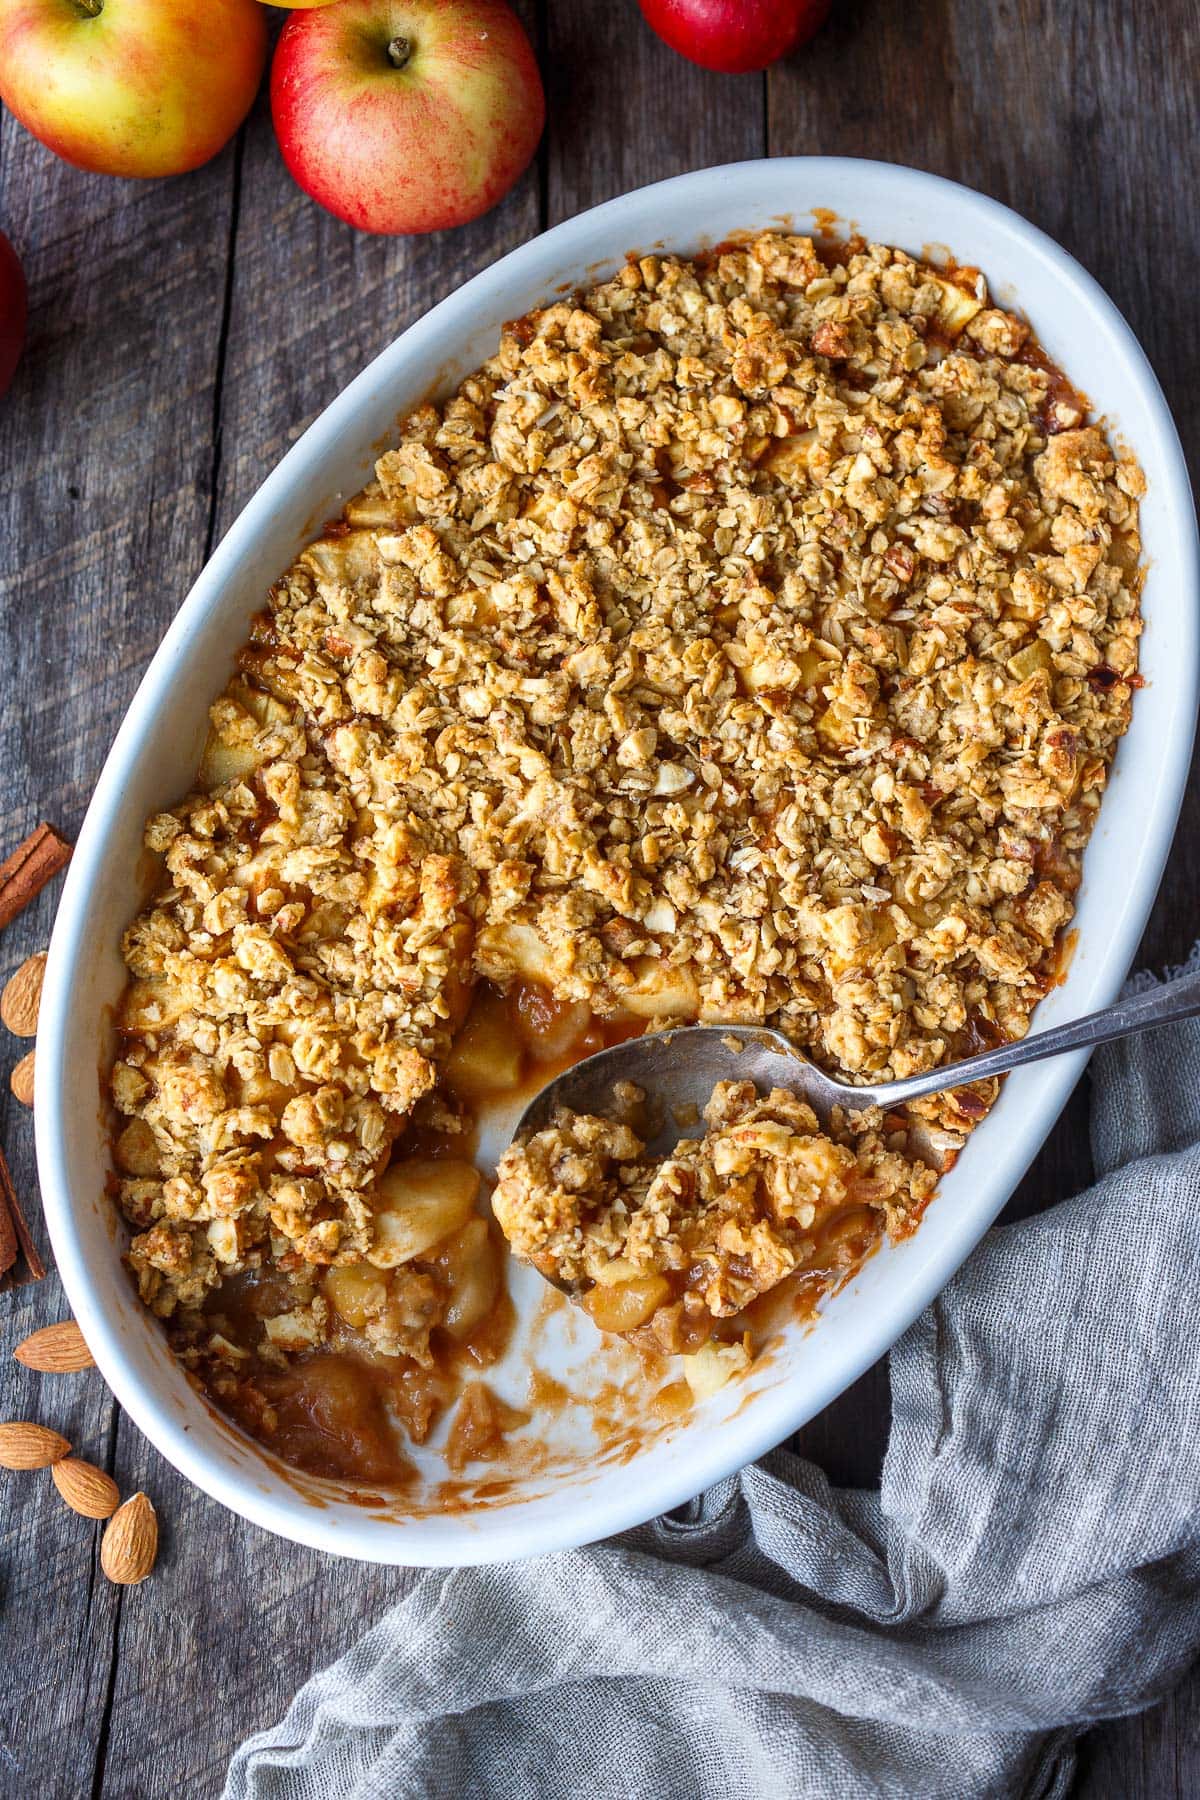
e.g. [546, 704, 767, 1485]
[108, 232, 1143, 1473]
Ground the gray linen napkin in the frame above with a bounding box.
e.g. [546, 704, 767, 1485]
[224, 969, 1200, 1800]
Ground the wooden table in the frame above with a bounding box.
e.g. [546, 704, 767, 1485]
[1, 2, 1196, 1791]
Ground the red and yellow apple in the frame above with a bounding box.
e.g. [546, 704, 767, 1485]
[0, 230, 27, 398]
[0, 0, 268, 178]
[270, 0, 545, 235]
[637, 0, 831, 74]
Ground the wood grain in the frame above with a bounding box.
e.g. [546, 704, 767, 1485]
[543, 1, 763, 220]
[0, 0, 1197, 1792]
[0, 98, 239, 1800]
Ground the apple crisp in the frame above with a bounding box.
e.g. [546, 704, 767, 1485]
[109, 231, 1143, 1482]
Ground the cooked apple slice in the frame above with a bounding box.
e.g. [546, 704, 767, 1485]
[114, 1118, 159, 1177]
[344, 485, 411, 530]
[582, 1269, 672, 1334]
[762, 429, 818, 484]
[611, 955, 699, 1022]
[476, 919, 571, 988]
[510, 982, 592, 1063]
[197, 683, 289, 790]
[681, 1338, 752, 1399]
[325, 1262, 390, 1330]
[299, 531, 385, 585]
[367, 1158, 480, 1268]
[928, 272, 983, 338]
[119, 978, 192, 1034]
[444, 987, 524, 1099]
[431, 1218, 502, 1340]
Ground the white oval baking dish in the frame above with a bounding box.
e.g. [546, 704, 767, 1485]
[36, 158, 1199, 1565]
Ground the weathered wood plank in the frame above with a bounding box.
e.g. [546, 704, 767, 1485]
[0, 109, 238, 1800]
[1077, 1668, 1200, 1800]
[544, 3, 763, 222]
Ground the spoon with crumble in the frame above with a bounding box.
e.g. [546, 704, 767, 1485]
[513, 964, 1200, 1160]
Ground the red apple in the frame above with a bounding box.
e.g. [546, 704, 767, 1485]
[0, 0, 268, 179]
[637, 0, 830, 74]
[270, 0, 545, 235]
[0, 230, 27, 398]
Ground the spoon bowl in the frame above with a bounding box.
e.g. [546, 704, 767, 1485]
[515, 1025, 834, 1158]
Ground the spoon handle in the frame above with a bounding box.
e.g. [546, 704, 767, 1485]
[864, 963, 1200, 1109]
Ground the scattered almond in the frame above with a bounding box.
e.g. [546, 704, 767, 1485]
[1, 952, 46, 1038]
[100, 1491, 157, 1584]
[14, 1320, 94, 1372]
[0, 1420, 70, 1469]
[52, 1456, 120, 1520]
[10, 1050, 34, 1108]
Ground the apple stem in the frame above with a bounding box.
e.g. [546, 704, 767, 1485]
[386, 36, 413, 70]
[76, 0, 103, 14]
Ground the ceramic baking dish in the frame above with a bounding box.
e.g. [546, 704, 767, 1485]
[36, 158, 1199, 1564]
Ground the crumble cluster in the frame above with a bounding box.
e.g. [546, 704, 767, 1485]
[109, 231, 1142, 1363]
[493, 1080, 937, 1342]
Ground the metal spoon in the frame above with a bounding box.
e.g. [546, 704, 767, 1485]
[513, 963, 1200, 1160]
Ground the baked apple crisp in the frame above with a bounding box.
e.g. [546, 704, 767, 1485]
[109, 231, 1143, 1485]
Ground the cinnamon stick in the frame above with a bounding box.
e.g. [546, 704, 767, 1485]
[0, 1146, 46, 1289]
[0, 1171, 15, 1277]
[0, 824, 72, 933]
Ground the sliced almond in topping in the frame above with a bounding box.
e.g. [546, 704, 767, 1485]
[14, 1320, 94, 1372]
[0, 1420, 70, 1468]
[1, 952, 47, 1038]
[100, 1491, 157, 1584]
[10, 1050, 34, 1108]
[52, 1457, 120, 1520]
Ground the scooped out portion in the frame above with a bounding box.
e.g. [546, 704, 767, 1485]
[492, 1079, 937, 1353]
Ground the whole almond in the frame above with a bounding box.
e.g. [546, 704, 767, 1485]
[14, 1320, 94, 1373]
[52, 1457, 120, 1520]
[10, 1050, 34, 1108]
[0, 1420, 70, 1469]
[1, 952, 46, 1038]
[100, 1491, 157, 1584]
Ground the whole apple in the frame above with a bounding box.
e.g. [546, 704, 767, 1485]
[638, 0, 830, 74]
[0, 230, 27, 398]
[271, 0, 544, 235]
[0, 0, 268, 179]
